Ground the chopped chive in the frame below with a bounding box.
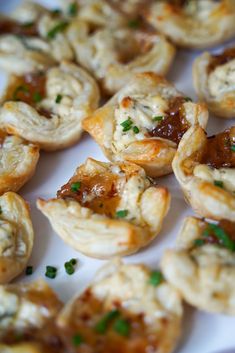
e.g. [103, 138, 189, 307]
[33, 92, 42, 103]
[25, 266, 33, 275]
[113, 318, 130, 337]
[47, 21, 68, 40]
[133, 126, 139, 134]
[207, 223, 235, 251]
[128, 19, 140, 29]
[71, 181, 81, 192]
[120, 117, 133, 132]
[149, 270, 164, 287]
[214, 180, 223, 188]
[95, 310, 120, 334]
[45, 266, 57, 279]
[68, 2, 78, 16]
[22, 21, 34, 28]
[153, 116, 163, 122]
[72, 334, 84, 346]
[231, 145, 235, 152]
[184, 97, 192, 102]
[55, 94, 63, 104]
[51, 8, 61, 15]
[12, 85, 29, 101]
[69, 258, 77, 266]
[194, 239, 205, 247]
[64, 261, 75, 275]
[116, 209, 128, 218]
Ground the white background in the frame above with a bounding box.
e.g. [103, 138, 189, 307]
[0, 1, 235, 352]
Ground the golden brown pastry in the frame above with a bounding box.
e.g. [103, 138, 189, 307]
[56, 259, 183, 353]
[193, 47, 235, 118]
[67, 21, 175, 94]
[0, 131, 39, 194]
[83, 73, 208, 177]
[0, 343, 45, 353]
[0, 192, 34, 284]
[145, 0, 235, 49]
[0, 61, 100, 151]
[172, 125, 235, 221]
[161, 216, 235, 315]
[37, 158, 170, 258]
[0, 279, 62, 339]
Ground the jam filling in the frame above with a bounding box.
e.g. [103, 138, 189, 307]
[208, 47, 235, 73]
[57, 172, 121, 218]
[201, 129, 235, 169]
[3, 73, 52, 119]
[0, 18, 38, 37]
[148, 97, 190, 145]
[2, 291, 162, 353]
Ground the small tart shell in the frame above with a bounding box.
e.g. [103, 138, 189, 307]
[193, 51, 235, 119]
[37, 158, 170, 259]
[0, 61, 100, 151]
[57, 259, 183, 353]
[0, 343, 43, 353]
[83, 72, 208, 177]
[0, 279, 62, 336]
[145, 0, 235, 49]
[0, 192, 34, 284]
[0, 133, 39, 195]
[67, 21, 175, 94]
[161, 216, 235, 315]
[172, 125, 235, 221]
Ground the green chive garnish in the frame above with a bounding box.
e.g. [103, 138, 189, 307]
[45, 266, 57, 279]
[68, 2, 78, 16]
[185, 97, 192, 102]
[55, 94, 63, 104]
[113, 318, 130, 337]
[25, 266, 33, 275]
[47, 21, 68, 40]
[72, 334, 84, 346]
[95, 310, 120, 334]
[64, 262, 75, 275]
[120, 117, 133, 132]
[51, 8, 61, 15]
[133, 126, 139, 134]
[71, 182, 81, 192]
[149, 270, 164, 287]
[214, 180, 223, 188]
[231, 145, 235, 152]
[128, 19, 140, 29]
[33, 92, 42, 103]
[69, 258, 77, 266]
[207, 223, 235, 251]
[153, 116, 163, 122]
[22, 22, 34, 28]
[116, 210, 128, 218]
[194, 239, 205, 247]
[12, 85, 29, 101]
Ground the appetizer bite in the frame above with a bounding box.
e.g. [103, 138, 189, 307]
[0, 192, 34, 284]
[0, 279, 62, 340]
[172, 125, 235, 221]
[0, 1, 73, 73]
[193, 47, 235, 118]
[83, 73, 208, 177]
[0, 61, 100, 151]
[162, 216, 235, 315]
[67, 20, 175, 94]
[145, 0, 235, 49]
[37, 158, 170, 258]
[0, 131, 39, 194]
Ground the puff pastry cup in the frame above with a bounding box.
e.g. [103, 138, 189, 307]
[0, 61, 100, 151]
[0, 2, 74, 73]
[145, 0, 235, 49]
[83, 73, 208, 177]
[67, 20, 175, 94]
[0, 131, 39, 195]
[172, 125, 235, 221]
[161, 216, 235, 315]
[0, 279, 62, 340]
[193, 47, 235, 119]
[0, 192, 34, 284]
[37, 158, 170, 258]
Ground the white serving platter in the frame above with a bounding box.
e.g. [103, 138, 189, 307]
[0, 1, 235, 352]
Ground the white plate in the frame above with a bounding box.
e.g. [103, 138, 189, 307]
[0, 1, 235, 352]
